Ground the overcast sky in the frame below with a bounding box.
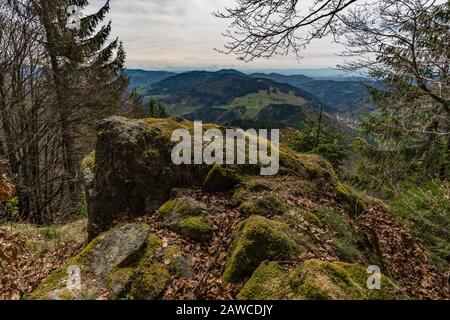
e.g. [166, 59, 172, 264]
[88, 0, 347, 71]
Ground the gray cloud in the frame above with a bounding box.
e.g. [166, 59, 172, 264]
[87, 0, 345, 70]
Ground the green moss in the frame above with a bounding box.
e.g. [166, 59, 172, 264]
[299, 210, 321, 226]
[203, 164, 243, 193]
[157, 200, 177, 218]
[129, 234, 170, 299]
[81, 151, 96, 173]
[157, 197, 213, 242]
[290, 260, 407, 300]
[163, 245, 182, 273]
[336, 183, 367, 218]
[179, 215, 213, 242]
[29, 234, 104, 300]
[240, 196, 287, 217]
[28, 267, 68, 300]
[223, 215, 300, 284]
[278, 149, 338, 185]
[107, 267, 135, 299]
[130, 261, 170, 300]
[237, 262, 293, 300]
[30, 230, 186, 301]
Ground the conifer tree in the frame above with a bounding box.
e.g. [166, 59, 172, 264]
[35, 0, 128, 206]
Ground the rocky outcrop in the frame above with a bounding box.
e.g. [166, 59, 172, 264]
[29, 223, 191, 300]
[86, 116, 337, 240]
[27, 116, 448, 300]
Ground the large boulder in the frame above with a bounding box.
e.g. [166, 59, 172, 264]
[29, 223, 191, 300]
[223, 215, 300, 284]
[87, 116, 210, 240]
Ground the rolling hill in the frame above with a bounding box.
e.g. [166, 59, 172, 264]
[246, 73, 375, 117]
[146, 70, 324, 110]
[249, 72, 313, 88]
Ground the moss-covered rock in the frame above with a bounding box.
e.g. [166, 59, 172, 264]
[157, 197, 213, 241]
[87, 116, 212, 240]
[163, 245, 193, 279]
[203, 164, 243, 193]
[223, 216, 300, 284]
[30, 223, 150, 300]
[239, 196, 287, 217]
[129, 235, 192, 300]
[129, 234, 170, 299]
[237, 262, 293, 300]
[29, 224, 191, 300]
[289, 260, 407, 300]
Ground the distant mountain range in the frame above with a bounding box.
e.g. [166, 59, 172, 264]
[125, 69, 176, 88]
[124, 68, 376, 139]
[126, 68, 375, 116]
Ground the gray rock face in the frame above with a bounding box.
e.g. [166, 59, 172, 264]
[90, 224, 150, 279]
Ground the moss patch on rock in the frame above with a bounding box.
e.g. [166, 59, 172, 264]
[163, 245, 193, 279]
[223, 215, 300, 284]
[157, 197, 213, 242]
[203, 164, 243, 193]
[290, 260, 407, 300]
[129, 235, 171, 300]
[127, 234, 192, 300]
[237, 262, 293, 300]
[239, 196, 287, 217]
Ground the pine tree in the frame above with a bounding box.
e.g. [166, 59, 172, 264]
[147, 98, 168, 118]
[285, 121, 349, 170]
[35, 0, 128, 208]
